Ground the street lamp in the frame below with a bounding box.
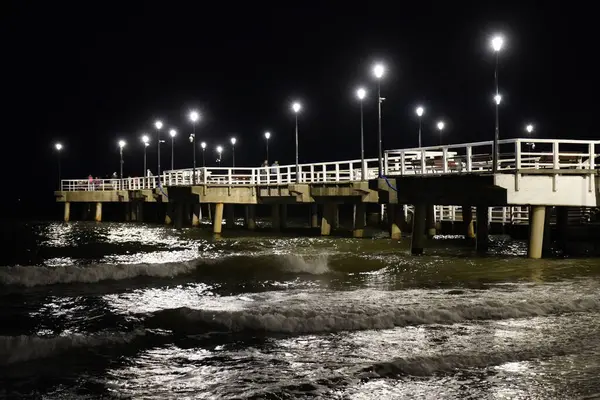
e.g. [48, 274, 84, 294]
[416, 106, 425, 147]
[356, 87, 367, 180]
[436, 121, 445, 145]
[264, 131, 271, 163]
[201, 141, 207, 167]
[525, 124, 535, 152]
[54, 143, 63, 189]
[526, 124, 534, 134]
[230, 137, 237, 167]
[169, 129, 177, 171]
[154, 120, 163, 178]
[373, 62, 385, 176]
[216, 145, 223, 167]
[189, 110, 200, 183]
[141, 134, 150, 174]
[118, 140, 126, 181]
[292, 101, 302, 183]
[491, 34, 504, 173]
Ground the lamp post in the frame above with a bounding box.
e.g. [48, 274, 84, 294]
[201, 142, 207, 167]
[154, 120, 163, 179]
[55, 143, 63, 189]
[189, 110, 199, 183]
[216, 145, 223, 167]
[525, 124, 535, 152]
[169, 129, 177, 171]
[141, 134, 149, 174]
[436, 121, 445, 145]
[356, 87, 366, 180]
[416, 106, 424, 147]
[264, 131, 271, 163]
[292, 102, 301, 183]
[373, 63, 385, 176]
[118, 140, 126, 181]
[491, 34, 504, 173]
[230, 137, 237, 167]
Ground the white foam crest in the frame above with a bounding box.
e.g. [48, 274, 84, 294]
[0, 330, 145, 365]
[0, 260, 200, 287]
[148, 295, 600, 334]
[281, 254, 330, 275]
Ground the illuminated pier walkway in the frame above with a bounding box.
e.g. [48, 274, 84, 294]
[56, 138, 600, 258]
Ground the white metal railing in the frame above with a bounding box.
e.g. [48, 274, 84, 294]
[59, 138, 599, 191]
[403, 205, 531, 225]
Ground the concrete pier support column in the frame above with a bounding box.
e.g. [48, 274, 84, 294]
[192, 204, 201, 227]
[543, 206, 552, 257]
[174, 203, 184, 229]
[280, 204, 288, 230]
[333, 206, 340, 229]
[124, 203, 131, 222]
[226, 205, 235, 229]
[528, 205, 546, 259]
[411, 203, 427, 255]
[271, 204, 281, 231]
[213, 203, 224, 236]
[321, 203, 336, 236]
[136, 203, 144, 222]
[130, 203, 138, 222]
[63, 202, 71, 222]
[476, 206, 489, 253]
[164, 204, 173, 225]
[245, 205, 256, 230]
[426, 204, 436, 238]
[462, 205, 475, 240]
[389, 204, 401, 240]
[353, 203, 366, 238]
[310, 204, 319, 228]
[95, 202, 102, 222]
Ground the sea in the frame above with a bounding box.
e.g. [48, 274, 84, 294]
[1, 219, 600, 399]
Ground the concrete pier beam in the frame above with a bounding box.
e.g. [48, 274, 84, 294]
[528, 205, 546, 259]
[476, 206, 489, 253]
[192, 204, 201, 227]
[64, 202, 70, 222]
[321, 203, 336, 236]
[310, 204, 319, 228]
[272, 204, 281, 231]
[389, 204, 401, 240]
[245, 205, 256, 230]
[213, 203, 224, 236]
[95, 202, 102, 222]
[426, 204, 436, 238]
[226, 205, 235, 229]
[353, 203, 366, 238]
[462, 205, 475, 240]
[411, 203, 427, 255]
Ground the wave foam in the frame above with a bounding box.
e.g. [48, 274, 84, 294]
[281, 255, 330, 275]
[0, 261, 200, 287]
[0, 330, 145, 365]
[146, 295, 600, 334]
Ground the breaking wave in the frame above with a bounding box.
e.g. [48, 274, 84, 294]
[145, 295, 600, 334]
[281, 254, 330, 274]
[0, 330, 145, 365]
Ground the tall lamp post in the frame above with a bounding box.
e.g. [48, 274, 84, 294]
[292, 102, 301, 183]
[141, 134, 149, 174]
[189, 110, 199, 183]
[525, 124, 535, 152]
[118, 140, 126, 182]
[154, 120, 163, 181]
[373, 63, 385, 176]
[216, 145, 223, 167]
[201, 142, 207, 167]
[169, 129, 177, 170]
[230, 137, 237, 167]
[55, 143, 63, 189]
[264, 131, 271, 163]
[436, 121, 445, 145]
[416, 106, 425, 147]
[356, 87, 366, 180]
[491, 34, 504, 173]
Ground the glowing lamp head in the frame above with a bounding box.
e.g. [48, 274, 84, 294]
[154, 120, 163, 130]
[437, 121, 445, 131]
[416, 106, 424, 117]
[292, 102, 301, 113]
[491, 35, 504, 52]
[169, 129, 177, 137]
[373, 63, 385, 79]
[55, 143, 63, 151]
[230, 137, 237, 145]
[494, 94, 502, 105]
[356, 87, 366, 100]
[200, 141, 207, 149]
[189, 110, 199, 123]
[526, 124, 534, 133]
[118, 140, 126, 149]
[216, 145, 223, 153]
[142, 135, 149, 144]
[264, 131, 271, 139]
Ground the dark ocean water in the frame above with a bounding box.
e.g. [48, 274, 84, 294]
[2, 221, 600, 399]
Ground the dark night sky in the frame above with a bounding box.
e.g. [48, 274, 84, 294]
[2, 3, 598, 216]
